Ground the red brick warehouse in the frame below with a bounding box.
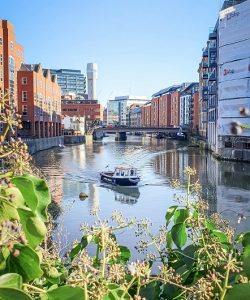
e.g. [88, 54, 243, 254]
[17, 64, 62, 138]
[0, 19, 24, 105]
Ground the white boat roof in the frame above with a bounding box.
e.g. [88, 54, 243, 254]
[115, 165, 136, 170]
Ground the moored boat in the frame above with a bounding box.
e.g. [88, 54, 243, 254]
[100, 166, 140, 186]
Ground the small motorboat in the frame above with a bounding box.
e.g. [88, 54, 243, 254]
[100, 166, 140, 186]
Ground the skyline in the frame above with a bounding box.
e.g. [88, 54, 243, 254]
[1, 0, 223, 105]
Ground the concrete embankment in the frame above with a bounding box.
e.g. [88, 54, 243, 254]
[26, 136, 64, 154]
[64, 135, 85, 145]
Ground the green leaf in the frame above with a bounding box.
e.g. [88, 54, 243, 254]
[46, 286, 85, 300]
[117, 246, 131, 263]
[171, 223, 187, 248]
[18, 208, 47, 248]
[0, 200, 19, 222]
[44, 267, 62, 285]
[4, 186, 25, 207]
[212, 230, 229, 244]
[243, 245, 250, 279]
[0, 288, 32, 300]
[140, 282, 161, 300]
[206, 221, 216, 230]
[103, 284, 132, 300]
[225, 283, 250, 300]
[166, 231, 173, 248]
[165, 206, 178, 226]
[110, 246, 131, 264]
[12, 175, 51, 222]
[174, 209, 189, 224]
[69, 235, 92, 260]
[242, 232, 250, 247]
[9, 244, 43, 282]
[182, 245, 198, 268]
[0, 273, 22, 289]
[0, 248, 10, 271]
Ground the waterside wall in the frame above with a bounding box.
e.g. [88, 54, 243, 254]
[26, 136, 64, 154]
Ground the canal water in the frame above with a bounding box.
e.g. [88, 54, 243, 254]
[33, 135, 250, 258]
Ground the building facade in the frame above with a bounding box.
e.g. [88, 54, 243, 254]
[17, 64, 62, 138]
[151, 86, 182, 128]
[180, 83, 199, 128]
[61, 99, 103, 123]
[63, 116, 85, 135]
[170, 91, 181, 127]
[142, 101, 151, 127]
[126, 106, 142, 127]
[217, 0, 250, 159]
[107, 96, 148, 125]
[0, 19, 24, 115]
[49, 69, 86, 97]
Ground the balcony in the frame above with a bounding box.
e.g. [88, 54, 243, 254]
[208, 72, 216, 81]
[209, 31, 217, 40]
[202, 48, 208, 57]
[202, 93, 208, 101]
[208, 86, 217, 95]
[208, 59, 217, 68]
[203, 73, 208, 79]
[202, 61, 208, 68]
[202, 85, 208, 92]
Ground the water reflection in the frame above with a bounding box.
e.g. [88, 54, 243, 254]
[107, 185, 140, 205]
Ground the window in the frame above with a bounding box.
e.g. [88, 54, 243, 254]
[0, 54, 2, 65]
[0, 68, 3, 82]
[0, 122, 3, 132]
[22, 91, 28, 102]
[22, 105, 27, 116]
[22, 77, 27, 85]
[10, 41, 14, 49]
[0, 38, 2, 46]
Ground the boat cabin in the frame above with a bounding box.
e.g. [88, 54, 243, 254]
[114, 166, 137, 177]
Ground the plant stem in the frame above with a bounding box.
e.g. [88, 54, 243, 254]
[95, 243, 100, 265]
[121, 276, 136, 299]
[136, 277, 141, 297]
[23, 284, 45, 294]
[220, 254, 232, 300]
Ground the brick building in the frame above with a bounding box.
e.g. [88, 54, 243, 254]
[151, 96, 159, 127]
[151, 85, 182, 128]
[61, 100, 103, 124]
[0, 20, 24, 102]
[17, 64, 62, 138]
[141, 101, 151, 127]
[170, 91, 181, 127]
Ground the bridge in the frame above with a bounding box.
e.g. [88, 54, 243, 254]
[94, 126, 187, 140]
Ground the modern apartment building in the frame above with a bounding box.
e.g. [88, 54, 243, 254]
[48, 69, 86, 97]
[0, 19, 24, 106]
[217, 0, 250, 159]
[17, 64, 62, 138]
[180, 83, 199, 128]
[207, 24, 218, 151]
[107, 96, 148, 125]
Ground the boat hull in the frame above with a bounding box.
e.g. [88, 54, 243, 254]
[100, 173, 140, 186]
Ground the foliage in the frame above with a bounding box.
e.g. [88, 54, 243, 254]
[1, 93, 250, 299]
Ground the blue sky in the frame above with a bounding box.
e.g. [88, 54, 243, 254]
[2, 0, 223, 105]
